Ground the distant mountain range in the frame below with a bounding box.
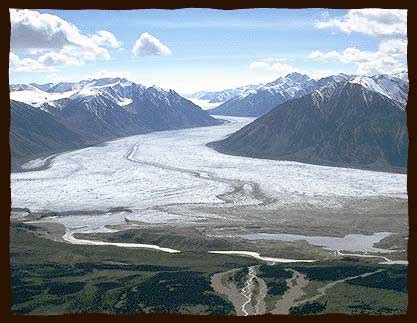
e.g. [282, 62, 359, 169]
[10, 78, 221, 165]
[206, 72, 408, 117]
[188, 87, 253, 103]
[186, 84, 261, 109]
[209, 72, 408, 172]
[10, 71, 409, 172]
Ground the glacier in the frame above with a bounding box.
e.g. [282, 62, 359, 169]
[11, 116, 407, 223]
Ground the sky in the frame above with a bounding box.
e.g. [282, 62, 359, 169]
[9, 8, 407, 93]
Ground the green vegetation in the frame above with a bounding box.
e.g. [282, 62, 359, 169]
[285, 260, 408, 315]
[288, 260, 407, 293]
[319, 283, 407, 315]
[229, 267, 248, 289]
[256, 264, 293, 312]
[10, 223, 408, 316]
[348, 267, 407, 293]
[10, 223, 253, 315]
[118, 271, 234, 315]
[75, 227, 239, 252]
[258, 264, 292, 295]
[291, 264, 374, 281]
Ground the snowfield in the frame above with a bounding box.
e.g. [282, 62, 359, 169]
[10, 89, 76, 108]
[11, 116, 407, 223]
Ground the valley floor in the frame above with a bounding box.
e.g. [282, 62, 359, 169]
[10, 223, 408, 315]
[10, 116, 408, 315]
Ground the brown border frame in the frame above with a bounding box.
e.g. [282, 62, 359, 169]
[1, 1, 415, 323]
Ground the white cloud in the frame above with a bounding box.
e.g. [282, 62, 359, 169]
[132, 32, 172, 56]
[9, 52, 56, 72]
[38, 52, 83, 67]
[11, 9, 74, 50]
[312, 10, 407, 75]
[378, 38, 407, 55]
[41, 70, 131, 84]
[249, 58, 297, 76]
[9, 52, 19, 66]
[315, 9, 407, 38]
[10, 51, 84, 73]
[308, 39, 407, 75]
[9, 9, 121, 72]
[91, 30, 122, 49]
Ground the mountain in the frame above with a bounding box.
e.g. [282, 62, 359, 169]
[29, 82, 55, 91]
[10, 78, 222, 163]
[48, 94, 149, 141]
[188, 84, 261, 103]
[348, 73, 408, 106]
[9, 84, 38, 92]
[10, 78, 143, 109]
[207, 72, 349, 117]
[127, 86, 223, 130]
[10, 100, 85, 160]
[209, 77, 408, 172]
[207, 72, 408, 118]
[186, 84, 262, 110]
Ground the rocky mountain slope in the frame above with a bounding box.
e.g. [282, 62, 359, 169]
[207, 72, 408, 118]
[209, 77, 408, 172]
[10, 100, 85, 160]
[207, 72, 344, 117]
[10, 78, 222, 164]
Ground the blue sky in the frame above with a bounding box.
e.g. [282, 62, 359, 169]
[9, 8, 407, 93]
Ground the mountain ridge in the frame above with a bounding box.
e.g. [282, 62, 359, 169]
[209, 79, 408, 172]
[10, 77, 222, 167]
[206, 71, 408, 117]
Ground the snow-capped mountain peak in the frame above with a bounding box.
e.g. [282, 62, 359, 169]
[9, 84, 39, 92]
[207, 71, 407, 117]
[186, 83, 263, 109]
[391, 71, 408, 82]
[10, 77, 149, 109]
[10, 77, 221, 164]
[261, 72, 313, 90]
[284, 72, 311, 83]
[348, 73, 408, 106]
[148, 85, 168, 93]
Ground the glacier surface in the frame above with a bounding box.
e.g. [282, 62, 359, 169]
[12, 116, 407, 223]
